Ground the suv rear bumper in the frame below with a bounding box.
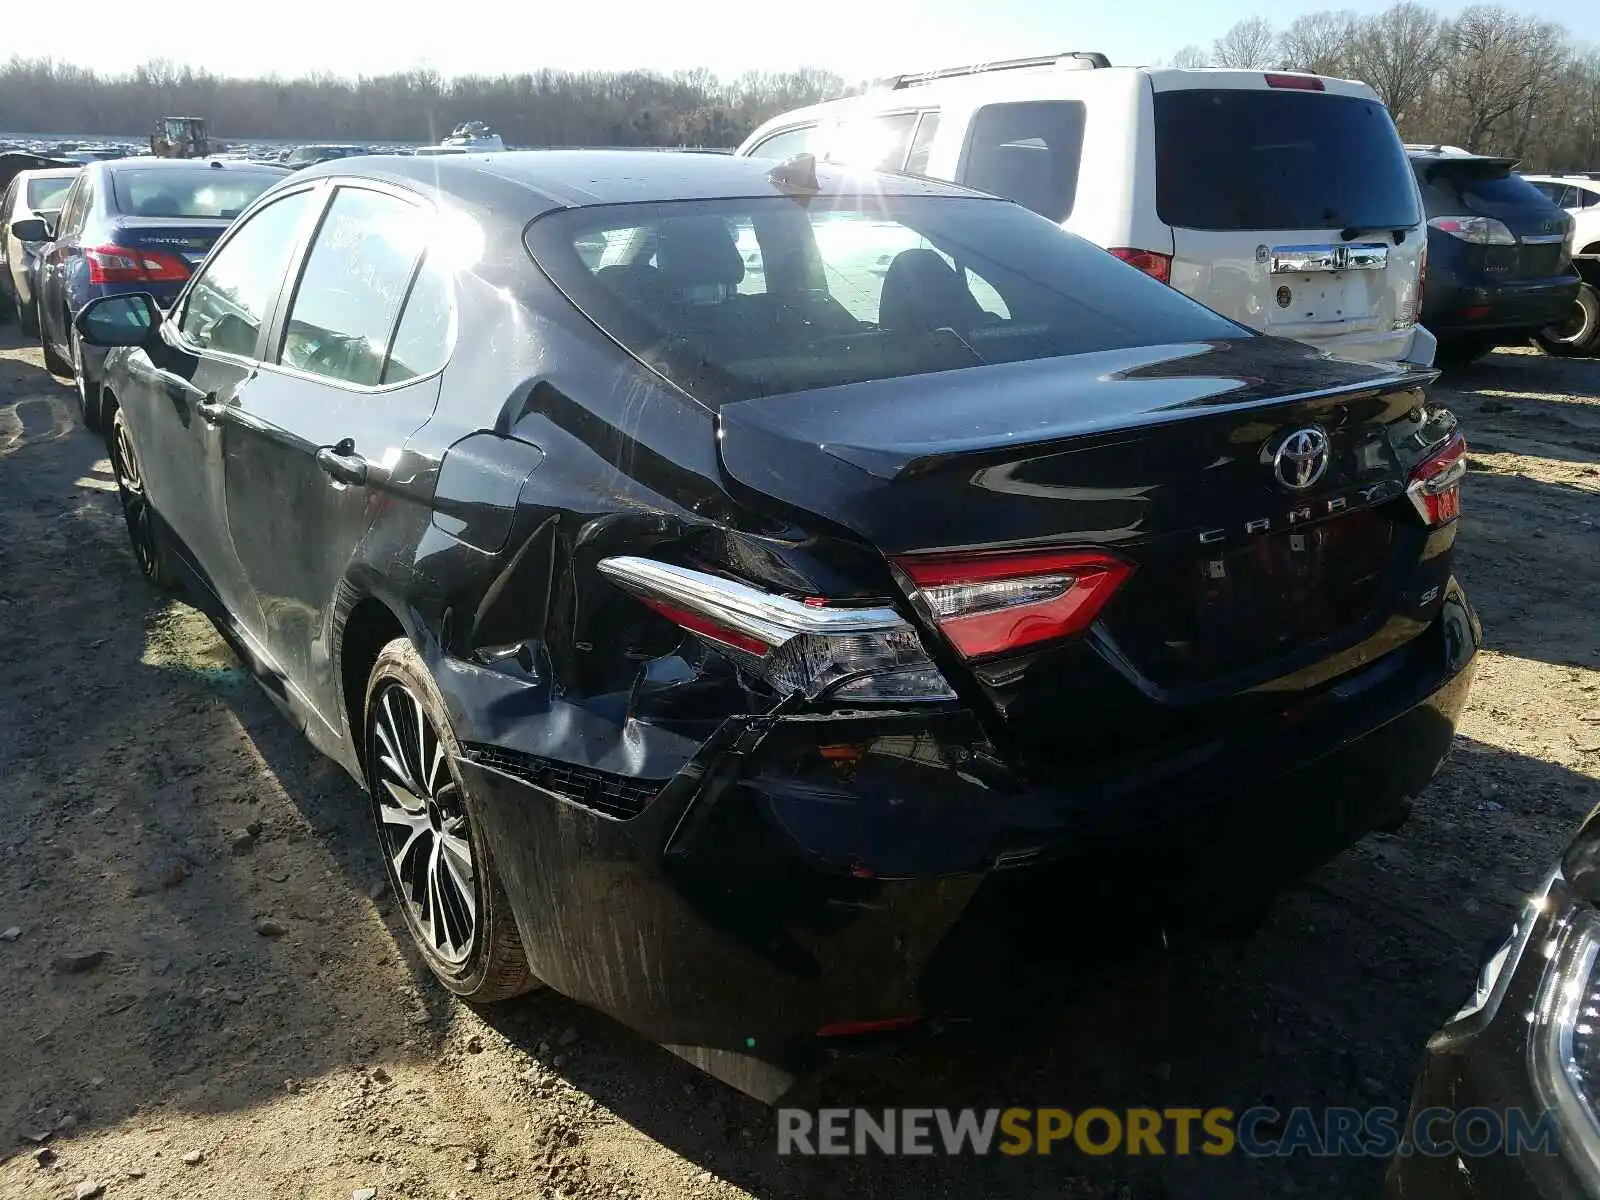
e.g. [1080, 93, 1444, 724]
[454, 581, 1480, 1100]
[1298, 324, 1437, 367]
[1423, 271, 1581, 336]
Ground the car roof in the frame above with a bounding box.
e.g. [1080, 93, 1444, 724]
[97, 158, 291, 175]
[292, 148, 983, 209]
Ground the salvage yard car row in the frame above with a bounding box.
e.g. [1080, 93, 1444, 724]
[0, 52, 1596, 1200]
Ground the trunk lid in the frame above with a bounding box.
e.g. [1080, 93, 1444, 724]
[109, 216, 230, 268]
[1151, 81, 1426, 347]
[717, 336, 1446, 710]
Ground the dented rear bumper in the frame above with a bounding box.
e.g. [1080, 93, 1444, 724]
[445, 582, 1480, 1100]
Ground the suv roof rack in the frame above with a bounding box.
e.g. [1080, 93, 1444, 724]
[883, 51, 1111, 90]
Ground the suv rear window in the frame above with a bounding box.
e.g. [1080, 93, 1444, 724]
[1412, 159, 1558, 215]
[526, 195, 1246, 405]
[1154, 90, 1419, 232]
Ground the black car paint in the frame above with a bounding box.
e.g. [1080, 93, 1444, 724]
[1411, 154, 1581, 339]
[91, 152, 1478, 1100]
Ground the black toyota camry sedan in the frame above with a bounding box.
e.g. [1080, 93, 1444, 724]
[76, 150, 1479, 1100]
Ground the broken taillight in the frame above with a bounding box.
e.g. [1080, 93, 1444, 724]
[596, 556, 957, 702]
[1406, 431, 1467, 525]
[1107, 247, 1173, 285]
[892, 548, 1134, 660]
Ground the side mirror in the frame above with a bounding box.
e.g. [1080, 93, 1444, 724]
[10, 217, 51, 242]
[76, 293, 162, 348]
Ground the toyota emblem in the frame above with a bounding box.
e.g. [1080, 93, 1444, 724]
[1271, 427, 1331, 491]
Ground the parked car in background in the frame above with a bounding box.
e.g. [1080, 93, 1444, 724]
[284, 144, 371, 170]
[1386, 802, 1600, 1198]
[13, 157, 288, 431]
[1520, 172, 1600, 357]
[1406, 147, 1578, 367]
[738, 52, 1435, 366]
[0, 166, 78, 334]
[77, 150, 1475, 1101]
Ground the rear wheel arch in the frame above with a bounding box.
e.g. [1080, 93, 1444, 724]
[339, 596, 411, 778]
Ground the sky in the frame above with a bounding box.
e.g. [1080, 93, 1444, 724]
[12, 0, 1599, 83]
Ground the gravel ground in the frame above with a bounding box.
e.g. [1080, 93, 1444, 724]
[0, 326, 1597, 1200]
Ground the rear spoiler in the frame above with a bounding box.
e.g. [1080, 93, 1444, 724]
[1416, 154, 1520, 184]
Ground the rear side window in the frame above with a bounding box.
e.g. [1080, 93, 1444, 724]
[747, 126, 817, 161]
[279, 187, 430, 387]
[111, 168, 283, 219]
[904, 112, 941, 175]
[26, 177, 73, 212]
[824, 112, 920, 171]
[382, 252, 455, 384]
[960, 101, 1086, 222]
[526, 195, 1245, 406]
[1155, 90, 1420, 232]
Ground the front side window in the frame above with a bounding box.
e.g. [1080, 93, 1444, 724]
[26, 177, 74, 213]
[904, 112, 941, 175]
[961, 102, 1086, 222]
[112, 168, 283, 219]
[279, 187, 430, 387]
[527, 195, 1245, 406]
[178, 190, 315, 357]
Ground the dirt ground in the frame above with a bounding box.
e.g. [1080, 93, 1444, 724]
[0, 324, 1597, 1200]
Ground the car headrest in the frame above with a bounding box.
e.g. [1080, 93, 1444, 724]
[878, 248, 983, 332]
[656, 216, 745, 289]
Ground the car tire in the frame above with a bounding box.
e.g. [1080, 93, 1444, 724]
[1535, 283, 1600, 358]
[71, 329, 105, 433]
[0, 285, 12, 324]
[41, 309, 72, 376]
[1433, 335, 1499, 369]
[106, 404, 179, 591]
[18, 296, 40, 338]
[364, 638, 538, 1004]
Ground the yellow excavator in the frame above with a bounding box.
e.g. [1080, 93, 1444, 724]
[149, 117, 210, 158]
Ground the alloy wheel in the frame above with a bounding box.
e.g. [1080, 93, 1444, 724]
[109, 409, 158, 578]
[369, 682, 479, 966]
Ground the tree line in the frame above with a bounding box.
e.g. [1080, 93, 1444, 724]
[1175, 3, 1600, 170]
[0, 59, 846, 149]
[0, 2, 1595, 168]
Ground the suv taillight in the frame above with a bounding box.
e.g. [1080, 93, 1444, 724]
[86, 244, 190, 285]
[1407, 432, 1467, 525]
[1107, 247, 1172, 285]
[596, 556, 956, 702]
[892, 548, 1134, 660]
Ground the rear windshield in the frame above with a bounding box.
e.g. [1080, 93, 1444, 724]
[111, 169, 283, 219]
[1413, 161, 1558, 215]
[1155, 89, 1420, 232]
[26, 177, 74, 212]
[526, 194, 1246, 405]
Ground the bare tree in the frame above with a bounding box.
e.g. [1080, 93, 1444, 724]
[1169, 44, 1210, 69]
[1211, 18, 1278, 69]
[1277, 11, 1361, 77]
[1441, 6, 1563, 151]
[1348, 2, 1445, 123]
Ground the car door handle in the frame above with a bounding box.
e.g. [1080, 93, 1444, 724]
[197, 395, 226, 425]
[316, 438, 369, 487]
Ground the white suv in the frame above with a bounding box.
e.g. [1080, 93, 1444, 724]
[737, 52, 1435, 366]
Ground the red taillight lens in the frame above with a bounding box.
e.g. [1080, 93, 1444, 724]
[86, 244, 190, 285]
[1264, 73, 1326, 91]
[1406, 432, 1467, 525]
[893, 548, 1134, 660]
[1107, 247, 1172, 285]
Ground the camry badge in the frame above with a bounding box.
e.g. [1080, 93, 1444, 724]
[1271, 427, 1331, 491]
